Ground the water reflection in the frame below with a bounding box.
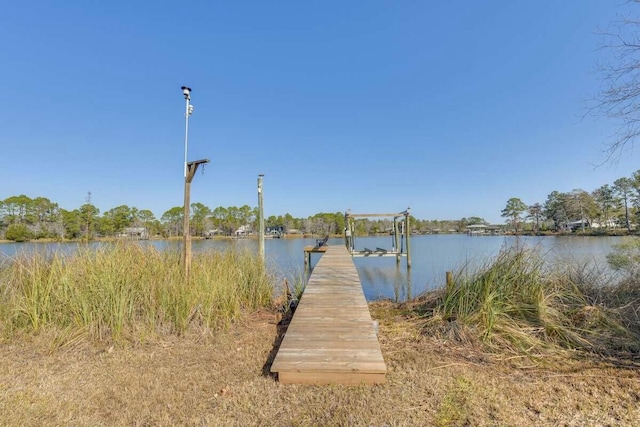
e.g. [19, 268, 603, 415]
[391, 264, 411, 302]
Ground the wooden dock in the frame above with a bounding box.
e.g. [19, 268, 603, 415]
[303, 244, 328, 267]
[271, 245, 387, 385]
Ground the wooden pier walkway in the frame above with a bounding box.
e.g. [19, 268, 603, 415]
[271, 245, 387, 385]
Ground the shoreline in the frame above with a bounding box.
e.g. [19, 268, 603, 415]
[1, 230, 637, 245]
[0, 233, 342, 244]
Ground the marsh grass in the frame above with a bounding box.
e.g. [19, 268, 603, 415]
[270, 263, 308, 315]
[0, 243, 273, 341]
[420, 247, 640, 359]
[284, 266, 307, 303]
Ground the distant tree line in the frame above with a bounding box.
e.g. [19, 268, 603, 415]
[0, 195, 492, 242]
[501, 169, 640, 233]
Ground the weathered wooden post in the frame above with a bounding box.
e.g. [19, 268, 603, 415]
[394, 217, 400, 264]
[183, 175, 191, 281]
[446, 271, 453, 294]
[344, 210, 351, 251]
[284, 278, 291, 302]
[85, 191, 92, 243]
[405, 207, 411, 269]
[258, 174, 265, 262]
[183, 159, 209, 282]
[350, 220, 356, 251]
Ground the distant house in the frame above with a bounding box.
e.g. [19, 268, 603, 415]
[121, 227, 149, 240]
[466, 224, 502, 236]
[266, 226, 285, 238]
[235, 225, 253, 237]
[204, 229, 223, 238]
[466, 224, 488, 235]
[566, 220, 590, 232]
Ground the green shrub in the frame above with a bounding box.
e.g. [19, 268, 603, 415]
[5, 224, 32, 242]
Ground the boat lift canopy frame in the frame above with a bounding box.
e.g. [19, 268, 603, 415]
[344, 208, 412, 268]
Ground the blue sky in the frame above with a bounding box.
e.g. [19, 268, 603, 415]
[1, 1, 638, 224]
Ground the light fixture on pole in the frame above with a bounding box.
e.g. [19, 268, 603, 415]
[181, 86, 193, 178]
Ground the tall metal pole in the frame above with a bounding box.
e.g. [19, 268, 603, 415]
[181, 86, 193, 282]
[183, 92, 190, 178]
[258, 174, 265, 262]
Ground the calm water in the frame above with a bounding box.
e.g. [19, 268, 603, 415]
[0, 235, 627, 301]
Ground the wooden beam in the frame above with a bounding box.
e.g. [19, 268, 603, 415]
[277, 371, 385, 385]
[185, 159, 210, 184]
[346, 213, 405, 218]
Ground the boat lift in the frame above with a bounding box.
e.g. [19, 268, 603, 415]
[344, 208, 412, 268]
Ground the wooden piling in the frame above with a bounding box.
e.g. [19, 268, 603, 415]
[406, 213, 411, 268]
[446, 271, 453, 293]
[258, 174, 264, 262]
[182, 159, 209, 283]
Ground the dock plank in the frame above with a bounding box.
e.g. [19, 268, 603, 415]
[270, 245, 386, 385]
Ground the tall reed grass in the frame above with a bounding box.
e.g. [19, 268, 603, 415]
[0, 243, 274, 341]
[430, 247, 639, 356]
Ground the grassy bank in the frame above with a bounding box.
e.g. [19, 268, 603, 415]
[398, 247, 640, 364]
[1, 246, 640, 425]
[0, 243, 273, 341]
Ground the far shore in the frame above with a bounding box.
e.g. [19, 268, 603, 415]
[0, 233, 317, 245]
[1, 229, 638, 245]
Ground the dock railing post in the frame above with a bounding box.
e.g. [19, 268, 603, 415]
[344, 210, 351, 252]
[348, 219, 356, 252]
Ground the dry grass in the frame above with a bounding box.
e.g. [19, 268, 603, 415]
[2, 246, 640, 425]
[415, 247, 640, 365]
[1, 304, 639, 426]
[0, 243, 273, 340]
